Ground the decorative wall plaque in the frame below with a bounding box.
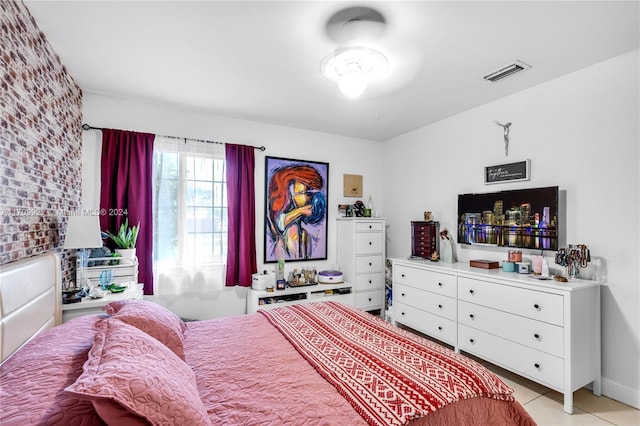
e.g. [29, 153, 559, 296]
[343, 174, 363, 197]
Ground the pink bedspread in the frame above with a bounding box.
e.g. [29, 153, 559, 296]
[184, 311, 367, 425]
[185, 305, 534, 426]
[1, 304, 535, 425]
[0, 315, 104, 425]
[259, 302, 515, 426]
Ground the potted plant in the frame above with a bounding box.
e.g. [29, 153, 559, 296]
[105, 219, 140, 259]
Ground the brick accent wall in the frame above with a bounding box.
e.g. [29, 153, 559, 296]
[1, 1, 83, 283]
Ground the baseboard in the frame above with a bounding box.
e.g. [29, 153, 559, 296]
[602, 378, 640, 409]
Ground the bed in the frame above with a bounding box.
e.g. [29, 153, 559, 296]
[0, 254, 536, 425]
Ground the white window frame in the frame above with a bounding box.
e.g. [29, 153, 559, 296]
[152, 136, 227, 268]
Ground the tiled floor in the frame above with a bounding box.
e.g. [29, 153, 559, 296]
[484, 362, 640, 426]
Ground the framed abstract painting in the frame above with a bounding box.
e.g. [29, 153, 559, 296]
[264, 156, 329, 263]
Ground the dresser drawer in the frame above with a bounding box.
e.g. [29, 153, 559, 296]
[355, 290, 383, 310]
[355, 232, 383, 254]
[395, 283, 456, 321]
[394, 302, 456, 346]
[393, 265, 456, 298]
[411, 247, 436, 259]
[355, 273, 384, 291]
[458, 277, 563, 326]
[458, 300, 563, 358]
[356, 255, 383, 273]
[412, 238, 435, 249]
[412, 222, 436, 235]
[356, 221, 384, 232]
[458, 324, 563, 390]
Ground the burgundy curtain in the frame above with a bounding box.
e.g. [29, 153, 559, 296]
[225, 144, 257, 286]
[100, 129, 155, 295]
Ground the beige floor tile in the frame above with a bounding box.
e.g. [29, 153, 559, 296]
[572, 389, 640, 426]
[498, 374, 547, 405]
[524, 395, 615, 425]
[542, 388, 640, 425]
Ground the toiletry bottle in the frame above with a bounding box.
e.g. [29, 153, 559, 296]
[541, 259, 549, 278]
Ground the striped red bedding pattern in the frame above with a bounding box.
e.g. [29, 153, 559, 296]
[259, 302, 515, 426]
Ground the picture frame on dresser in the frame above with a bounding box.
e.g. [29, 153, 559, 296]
[264, 156, 329, 263]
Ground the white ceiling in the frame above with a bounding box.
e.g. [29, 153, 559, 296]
[25, 1, 639, 141]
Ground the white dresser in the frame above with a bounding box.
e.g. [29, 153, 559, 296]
[336, 218, 386, 313]
[392, 258, 601, 414]
[394, 265, 457, 346]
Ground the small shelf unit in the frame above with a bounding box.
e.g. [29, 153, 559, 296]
[246, 282, 354, 314]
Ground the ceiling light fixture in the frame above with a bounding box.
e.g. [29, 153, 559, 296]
[322, 47, 388, 98]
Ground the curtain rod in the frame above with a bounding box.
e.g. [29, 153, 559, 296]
[81, 123, 266, 151]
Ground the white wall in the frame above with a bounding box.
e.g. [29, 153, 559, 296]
[381, 49, 640, 409]
[82, 93, 384, 318]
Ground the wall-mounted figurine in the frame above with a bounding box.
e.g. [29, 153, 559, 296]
[494, 121, 512, 156]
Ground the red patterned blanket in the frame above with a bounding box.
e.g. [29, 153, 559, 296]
[259, 302, 515, 426]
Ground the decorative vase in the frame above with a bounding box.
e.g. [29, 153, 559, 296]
[115, 248, 136, 259]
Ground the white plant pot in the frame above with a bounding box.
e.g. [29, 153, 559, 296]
[115, 248, 136, 259]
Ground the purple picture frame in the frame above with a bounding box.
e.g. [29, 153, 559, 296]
[264, 156, 329, 263]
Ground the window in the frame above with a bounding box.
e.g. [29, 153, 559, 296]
[152, 137, 227, 267]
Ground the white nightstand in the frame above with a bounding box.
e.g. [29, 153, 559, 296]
[62, 283, 144, 323]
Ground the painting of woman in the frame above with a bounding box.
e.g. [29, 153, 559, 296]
[265, 157, 329, 262]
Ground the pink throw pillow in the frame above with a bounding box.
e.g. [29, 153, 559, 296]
[104, 299, 187, 360]
[65, 318, 211, 426]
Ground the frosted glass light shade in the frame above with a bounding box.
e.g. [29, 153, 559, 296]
[64, 215, 103, 249]
[322, 47, 388, 98]
[338, 69, 368, 98]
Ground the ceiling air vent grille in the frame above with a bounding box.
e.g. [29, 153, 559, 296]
[483, 60, 531, 82]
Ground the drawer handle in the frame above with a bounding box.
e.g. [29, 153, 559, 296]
[469, 338, 475, 343]
[369, 241, 372, 245]
[369, 225, 372, 229]
[469, 289, 475, 295]
[438, 304, 443, 309]
[401, 293, 406, 297]
[369, 262, 372, 266]
[401, 312, 405, 316]
[438, 282, 443, 287]
[401, 274, 405, 278]
[534, 333, 540, 339]
[438, 326, 443, 331]
[368, 297, 372, 302]
[469, 314, 475, 319]
[534, 363, 540, 369]
[534, 303, 540, 310]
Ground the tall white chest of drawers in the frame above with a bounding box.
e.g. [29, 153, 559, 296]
[336, 218, 386, 313]
[392, 258, 601, 414]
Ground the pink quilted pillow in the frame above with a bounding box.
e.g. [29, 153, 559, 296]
[65, 318, 211, 426]
[104, 299, 187, 360]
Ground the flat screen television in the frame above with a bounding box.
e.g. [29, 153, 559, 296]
[457, 186, 559, 251]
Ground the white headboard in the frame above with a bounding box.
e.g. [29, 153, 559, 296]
[0, 253, 62, 363]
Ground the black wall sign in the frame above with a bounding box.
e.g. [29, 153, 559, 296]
[484, 160, 530, 184]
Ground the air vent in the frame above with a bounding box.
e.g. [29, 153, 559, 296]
[483, 61, 531, 82]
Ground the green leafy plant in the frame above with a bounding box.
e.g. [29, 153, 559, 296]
[105, 219, 140, 249]
[108, 252, 121, 266]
